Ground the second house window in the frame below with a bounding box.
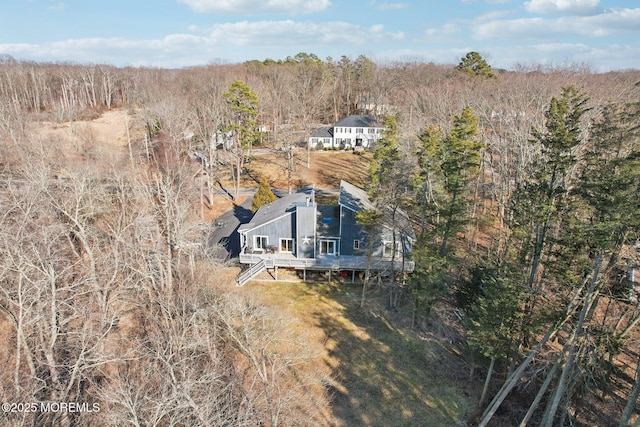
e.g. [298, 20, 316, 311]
[280, 238, 294, 253]
[320, 240, 336, 255]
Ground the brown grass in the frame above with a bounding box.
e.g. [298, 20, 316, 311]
[233, 279, 471, 426]
[243, 149, 371, 190]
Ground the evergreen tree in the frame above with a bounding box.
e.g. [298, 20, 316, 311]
[410, 108, 482, 323]
[465, 261, 524, 408]
[369, 114, 400, 192]
[409, 237, 448, 322]
[539, 101, 640, 426]
[457, 51, 495, 78]
[437, 106, 483, 255]
[366, 114, 412, 308]
[251, 176, 276, 213]
[224, 80, 260, 200]
[415, 125, 444, 237]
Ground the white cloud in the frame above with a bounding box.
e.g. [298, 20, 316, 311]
[496, 42, 640, 71]
[370, 1, 409, 10]
[424, 23, 461, 38]
[206, 20, 403, 47]
[524, 0, 600, 15]
[379, 42, 640, 72]
[473, 7, 640, 39]
[0, 20, 403, 67]
[176, 0, 331, 14]
[48, 2, 66, 11]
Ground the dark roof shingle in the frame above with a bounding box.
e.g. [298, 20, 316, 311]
[334, 115, 380, 128]
[238, 186, 314, 232]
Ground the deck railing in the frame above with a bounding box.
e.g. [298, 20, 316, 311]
[239, 252, 414, 272]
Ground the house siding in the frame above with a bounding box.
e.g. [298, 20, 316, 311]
[309, 115, 383, 149]
[245, 213, 296, 253]
[238, 181, 415, 275]
[296, 203, 316, 258]
[339, 207, 368, 256]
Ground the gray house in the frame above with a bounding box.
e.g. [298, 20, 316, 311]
[237, 180, 415, 285]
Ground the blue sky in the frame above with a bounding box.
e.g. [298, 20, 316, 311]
[1, 0, 639, 71]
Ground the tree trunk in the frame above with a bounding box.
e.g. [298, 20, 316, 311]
[620, 355, 640, 427]
[478, 284, 587, 427]
[542, 253, 603, 427]
[479, 357, 495, 409]
[519, 358, 560, 426]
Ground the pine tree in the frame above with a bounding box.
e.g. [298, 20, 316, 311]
[438, 105, 483, 255]
[510, 86, 588, 315]
[415, 125, 444, 237]
[224, 80, 260, 200]
[251, 176, 276, 213]
[456, 51, 495, 78]
[366, 114, 412, 308]
[465, 261, 524, 408]
[369, 114, 400, 192]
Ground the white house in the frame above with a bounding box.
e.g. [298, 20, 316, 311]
[309, 115, 384, 149]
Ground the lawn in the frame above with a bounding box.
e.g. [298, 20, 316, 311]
[242, 149, 372, 190]
[240, 277, 470, 427]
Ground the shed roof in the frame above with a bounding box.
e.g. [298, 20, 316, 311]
[339, 180, 375, 212]
[339, 180, 416, 240]
[238, 186, 314, 233]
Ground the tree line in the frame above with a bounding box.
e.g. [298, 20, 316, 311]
[1, 53, 640, 425]
[361, 60, 640, 424]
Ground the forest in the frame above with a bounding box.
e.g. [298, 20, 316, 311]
[1, 51, 640, 426]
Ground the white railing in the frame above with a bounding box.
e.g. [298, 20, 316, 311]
[238, 252, 414, 272]
[236, 259, 267, 286]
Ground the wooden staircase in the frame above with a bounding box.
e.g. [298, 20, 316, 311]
[236, 259, 268, 286]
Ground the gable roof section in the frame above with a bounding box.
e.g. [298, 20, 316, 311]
[334, 115, 380, 128]
[310, 126, 333, 138]
[339, 180, 375, 212]
[339, 180, 416, 240]
[238, 186, 314, 233]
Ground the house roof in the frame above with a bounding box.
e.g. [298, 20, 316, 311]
[334, 115, 380, 128]
[339, 180, 416, 240]
[238, 186, 314, 233]
[339, 180, 375, 212]
[310, 126, 333, 138]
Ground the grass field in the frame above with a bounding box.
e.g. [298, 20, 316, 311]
[238, 278, 470, 426]
[242, 149, 372, 190]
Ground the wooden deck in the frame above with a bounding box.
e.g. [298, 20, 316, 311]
[238, 252, 414, 272]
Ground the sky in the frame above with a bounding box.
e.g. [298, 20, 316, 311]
[1, 0, 639, 71]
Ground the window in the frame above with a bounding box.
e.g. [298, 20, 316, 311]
[280, 238, 294, 253]
[383, 241, 400, 257]
[356, 128, 363, 133]
[368, 128, 375, 134]
[319, 240, 336, 255]
[353, 240, 360, 249]
[255, 236, 268, 250]
[311, 138, 318, 144]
